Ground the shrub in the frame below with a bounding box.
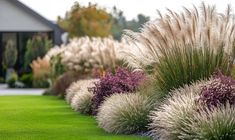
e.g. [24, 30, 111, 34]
[2, 39, 17, 68]
[7, 72, 18, 88]
[198, 72, 235, 108]
[122, 3, 235, 94]
[182, 104, 235, 140]
[66, 79, 99, 104]
[49, 54, 65, 82]
[19, 74, 33, 88]
[90, 68, 145, 114]
[24, 34, 52, 69]
[97, 93, 154, 134]
[0, 77, 5, 83]
[149, 80, 210, 140]
[51, 71, 80, 98]
[30, 57, 50, 88]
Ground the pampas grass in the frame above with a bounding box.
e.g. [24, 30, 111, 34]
[122, 3, 235, 93]
[97, 93, 155, 134]
[123, 3, 235, 68]
[45, 37, 127, 74]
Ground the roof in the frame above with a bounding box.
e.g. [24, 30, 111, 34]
[10, 0, 63, 33]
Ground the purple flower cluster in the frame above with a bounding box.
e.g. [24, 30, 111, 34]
[198, 73, 235, 108]
[90, 68, 146, 115]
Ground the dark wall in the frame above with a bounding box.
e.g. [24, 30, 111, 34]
[0, 33, 3, 77]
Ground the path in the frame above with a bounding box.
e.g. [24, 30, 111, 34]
[0, 84, 44, 95]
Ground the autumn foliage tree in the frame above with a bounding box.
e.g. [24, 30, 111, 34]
[57, 2, 112, 37]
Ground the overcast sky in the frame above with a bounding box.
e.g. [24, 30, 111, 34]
[19, 0, 235, 21]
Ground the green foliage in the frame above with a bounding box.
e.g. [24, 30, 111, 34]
[231, 65, 235, 79]
[57, 2, 112, 38]
[24, 34, 52, 69]
[6, 72, 18, 88]
[33, 78, 49, 88]
[3, 40, 17, 68]
[19, 73, 33, 88]
[50, 54, 65, 82]
[0, 77, 5, 83]
[154, 45, 231, 94]
[111, 7, 149, 40]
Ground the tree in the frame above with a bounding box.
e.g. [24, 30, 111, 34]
[24, 34, 52, 69]
[3, 40, 17, 68]
[111, 7, 150, 40]
[57, 2, 112, 38]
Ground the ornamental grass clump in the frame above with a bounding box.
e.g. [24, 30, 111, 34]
[90, 68, 146, 114]
[150, 74, 235, 140]
[71, 91, 94, 115]
[182, 104, 235, 140]
[198, 72, 235, 108]
[97, 93, 155, 134]
[66, 79, 98, 104]
[122, 3, 235, 94]
[70, 79, 98, 115]
[149, 80, 209, 140]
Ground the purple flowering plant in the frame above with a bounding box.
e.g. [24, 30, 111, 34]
[89, 67, 146, 114]
[198, 72, 235, 108]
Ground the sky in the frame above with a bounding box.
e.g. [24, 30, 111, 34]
[19, 0, 235, 21]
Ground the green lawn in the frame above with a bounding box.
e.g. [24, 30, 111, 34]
[0, 96, 150, 140]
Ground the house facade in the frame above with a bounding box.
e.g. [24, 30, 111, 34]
[0, 0, 63, 77]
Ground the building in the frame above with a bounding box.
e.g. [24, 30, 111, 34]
[0, 0, 63, 77]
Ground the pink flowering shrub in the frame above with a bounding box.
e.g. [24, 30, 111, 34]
[90, 68, 146, 114]
[198, 72, 235, 108]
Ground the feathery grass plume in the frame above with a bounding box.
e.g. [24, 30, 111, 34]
[66, 79, 99, 104]
[181, 104, 235, 140]
[122, 3, 235, 93]
[149, 79, 211, 140]
[45, 36, 127, 75]
[70, 79, 98, 115]
[30, 57, 50, 88]
[97, 93, 155, 134]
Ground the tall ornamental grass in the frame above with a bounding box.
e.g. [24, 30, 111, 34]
[122, 3, 235, 93]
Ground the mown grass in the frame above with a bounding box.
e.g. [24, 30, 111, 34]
[0, 96, 149, 140]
